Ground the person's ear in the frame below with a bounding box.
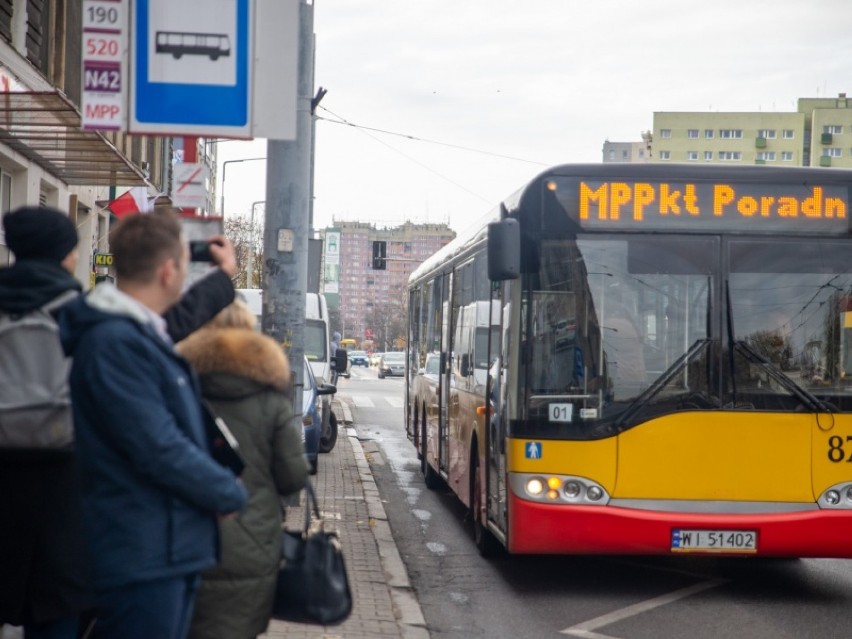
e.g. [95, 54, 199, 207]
[159, 257, 178, 288]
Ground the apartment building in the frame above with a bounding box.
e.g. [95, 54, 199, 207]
[645, 93, 852, 169]
[0, 1, 174, 287]
[321, 220, 455, 347]
[602, 140, 651, 163]
[652, 111, 805, 166]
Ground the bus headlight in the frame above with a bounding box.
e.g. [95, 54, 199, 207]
[818, 482, 852, 509]
[512, 473, 610, 506]
[563, 481, 582, 499]
[526, 478, 545, 496]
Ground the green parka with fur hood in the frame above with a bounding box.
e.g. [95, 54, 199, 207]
[178, 326, 309, 639]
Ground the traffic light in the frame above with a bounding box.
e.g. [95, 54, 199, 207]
[372, 240, 386, 270]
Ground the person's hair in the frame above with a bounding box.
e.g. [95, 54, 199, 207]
[110, 209, 183, 283]
[208, 299, 256, 330]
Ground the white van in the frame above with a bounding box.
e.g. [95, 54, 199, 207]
[305, 293, 339, 453]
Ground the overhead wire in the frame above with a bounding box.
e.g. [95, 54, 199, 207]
[315, 106, 549, 207]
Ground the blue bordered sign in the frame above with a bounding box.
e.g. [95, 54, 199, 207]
[130, 0, 251, 136]
[525, 442, 542, 460]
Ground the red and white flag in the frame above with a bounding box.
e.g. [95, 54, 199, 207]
[105, 187, 155, 219]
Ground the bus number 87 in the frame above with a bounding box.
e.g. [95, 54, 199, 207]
[827, 435, 852, 462]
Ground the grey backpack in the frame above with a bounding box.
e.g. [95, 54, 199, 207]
[0, 290, 77, 450]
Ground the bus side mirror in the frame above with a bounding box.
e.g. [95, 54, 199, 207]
[332, 348, 348, 373]
[488, 218, 520, 281]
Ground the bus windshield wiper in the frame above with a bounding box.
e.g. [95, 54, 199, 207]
[733, 340, 831, 413]
[614, 338, 711, 430]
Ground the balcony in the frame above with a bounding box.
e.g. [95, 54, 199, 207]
[820, 156, 832, 167]
[821, 133, 833, 145]
[755, 137, 767, 148]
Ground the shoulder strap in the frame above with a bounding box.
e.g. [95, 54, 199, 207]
[42, 289, 80, 314]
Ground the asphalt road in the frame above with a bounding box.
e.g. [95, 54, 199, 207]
[336, 366, 852, 639]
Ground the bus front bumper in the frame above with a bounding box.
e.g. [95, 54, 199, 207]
[507, 492, 852, 557]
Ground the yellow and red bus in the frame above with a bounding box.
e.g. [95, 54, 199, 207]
[406, 163, 852, 558]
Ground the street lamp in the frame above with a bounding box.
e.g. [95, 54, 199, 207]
[247, 200, 265, 288]
[219, 157, 265, 216]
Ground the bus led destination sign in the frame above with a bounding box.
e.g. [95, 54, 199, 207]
[568, 180, 849, 233]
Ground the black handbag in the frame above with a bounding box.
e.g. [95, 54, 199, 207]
[272, 482, 353, 625]
[201, 399, 246, 476]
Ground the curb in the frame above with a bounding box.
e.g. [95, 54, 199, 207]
[333, 400, 430, 639]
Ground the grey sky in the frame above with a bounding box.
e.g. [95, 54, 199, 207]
[218, 0, 852, 235]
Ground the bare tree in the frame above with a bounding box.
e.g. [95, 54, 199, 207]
[364, 285, 408, 351]
[223, 215, 264, 288]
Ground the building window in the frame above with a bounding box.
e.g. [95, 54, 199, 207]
[720, 129, 743, 139]
[823, 147, 842, 157]
[687, 151, 699, 161]
[757, 129, 777, 139]
[823, 125, 843, 134]
[756, 151, 776, 161]
[0, 169, 13, 266]
[781, 151, 794, 161]
[687, 129, 699, 139]
[718, 151, 742, 161]
[608, 150, 615, 160]
[704, 129, 714, 139]
[782, 129, 795, 139]
[660, 129, 671, 139]
[658, 150, 671, 160]
[703, 151, 713, 161]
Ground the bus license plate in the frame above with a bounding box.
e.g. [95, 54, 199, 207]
[671, 529, 757, 553]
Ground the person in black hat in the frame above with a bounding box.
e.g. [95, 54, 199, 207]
[0, 206, 89, 639]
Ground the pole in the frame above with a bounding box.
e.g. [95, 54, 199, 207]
[248, 200, 264, 288]
[263, 0, 313, 406]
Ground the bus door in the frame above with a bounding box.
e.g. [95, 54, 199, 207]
[439, 271, 451, 476]
[486, 284, 509, 533]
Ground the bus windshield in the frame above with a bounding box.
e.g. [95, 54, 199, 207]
[521, 234, 852, 436]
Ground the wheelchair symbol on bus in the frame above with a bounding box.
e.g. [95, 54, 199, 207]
[526, 442, 542, 459]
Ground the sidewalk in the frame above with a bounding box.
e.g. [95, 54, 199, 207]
[262, 399, 429, 639]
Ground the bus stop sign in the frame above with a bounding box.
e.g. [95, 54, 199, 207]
[130, 0, 251, 137]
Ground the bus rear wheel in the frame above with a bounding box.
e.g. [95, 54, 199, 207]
[470, 448, 501, 558]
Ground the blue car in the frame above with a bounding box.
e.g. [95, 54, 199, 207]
[302, 357, 336, 474]
[348, 350, 369, 367]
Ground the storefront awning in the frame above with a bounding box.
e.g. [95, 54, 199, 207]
[0, 91, 149, 186]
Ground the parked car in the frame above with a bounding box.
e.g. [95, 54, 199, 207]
[349, 350, 369, 367]
[378, 351, 405, 378]
[302, 357, 336, 474]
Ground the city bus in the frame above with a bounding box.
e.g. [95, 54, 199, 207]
[406, 163, 852, 558]
[339, 338, 358, 350]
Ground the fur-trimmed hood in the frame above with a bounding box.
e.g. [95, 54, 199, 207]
[177, 327, 291, 393]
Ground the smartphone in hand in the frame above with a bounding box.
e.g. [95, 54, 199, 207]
[189, 240, 213, 262]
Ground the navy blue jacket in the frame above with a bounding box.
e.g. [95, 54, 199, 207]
[59, 287, 247, 590]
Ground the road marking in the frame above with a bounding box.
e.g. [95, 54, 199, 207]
[385, 397, 404, 408]
[561, 578, 727, 638]
[351, 396, 375, 408]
